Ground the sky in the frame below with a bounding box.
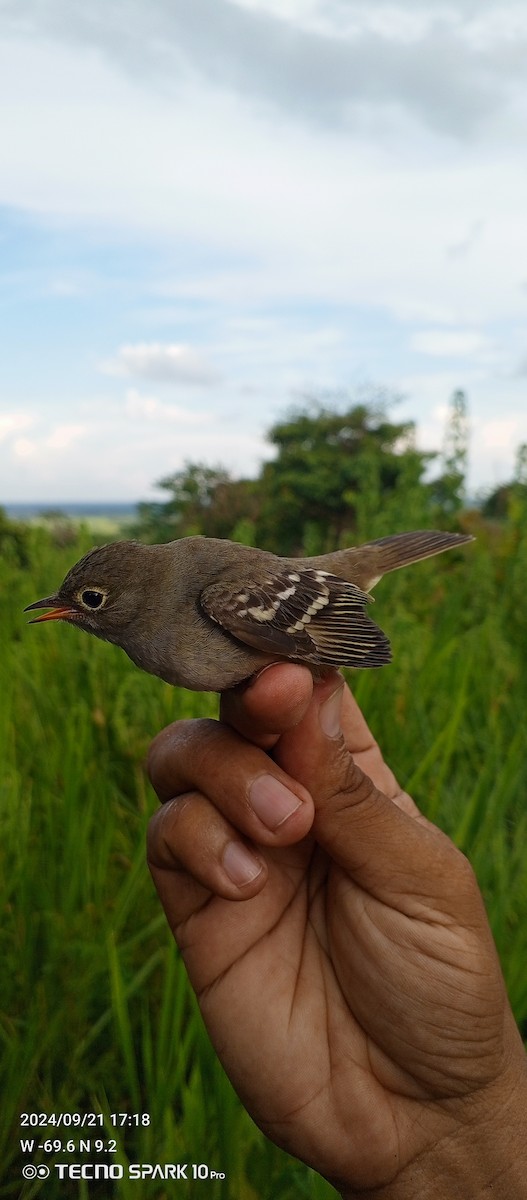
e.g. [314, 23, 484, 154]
[1, 0, 526, 504]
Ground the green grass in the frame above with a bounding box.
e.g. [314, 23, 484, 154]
[1, 522, 526, 1197]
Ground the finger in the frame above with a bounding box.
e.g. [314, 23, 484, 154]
[147, 718, 314, 846]
[147, 792, 312, 992]
[225, 664, 413, 809]
[147, 790, 267, 911]
[339, 685, 419, 814]
[274, 675, 474, 914]
[220, 663, 314, 748]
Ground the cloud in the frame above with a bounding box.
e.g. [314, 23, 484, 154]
[3, 0, 527, 138]
[2, 412, 272, 502]
[5, 423, 86, 463]
[0, 19, 526, 336]
[103, 343, 221, 386]
[410, 330, 490, 358]
[125, 388, 210, 423]
[446, 218, 484, 259]
[46, 423, 87, 450]
[515, 349, 527, 375]
[1, 1, 526, 506]
[0, 412, 35, 441]
[479, 417, 523, 450]
[13, 437, 37, 459]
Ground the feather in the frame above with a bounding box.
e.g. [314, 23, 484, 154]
[201, 568, 392, 670]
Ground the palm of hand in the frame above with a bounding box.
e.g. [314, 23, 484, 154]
[155, 684, 506, 1192]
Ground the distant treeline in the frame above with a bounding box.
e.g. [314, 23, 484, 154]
[132, 393, 526, 554]
[2, 394, 526, 566]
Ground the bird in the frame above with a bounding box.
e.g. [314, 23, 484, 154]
[24, 530, 473, 693]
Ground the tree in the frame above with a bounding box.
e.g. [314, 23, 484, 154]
[483, 442, 527, 523]
[256, 400, 435, 554]
[432, 390, 469, 517]
[134, 463, 260, 543]
[133, 395, 443, 554]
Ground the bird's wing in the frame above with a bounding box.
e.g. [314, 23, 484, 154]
[201, 567, 392, 668]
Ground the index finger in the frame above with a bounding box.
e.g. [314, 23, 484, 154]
[220, 663, 314, 747]
[223, 664, 416, 814]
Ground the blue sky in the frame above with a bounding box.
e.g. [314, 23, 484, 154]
[1, 0, 527, 503]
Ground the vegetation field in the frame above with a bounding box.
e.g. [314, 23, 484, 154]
[1, 405, 526, 1198]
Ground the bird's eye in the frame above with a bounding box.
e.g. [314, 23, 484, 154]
[80, 589, 106, 610]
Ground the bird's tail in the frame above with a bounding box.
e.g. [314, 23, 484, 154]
[365, 530, 473, 574]
[326, 529, 474, 591]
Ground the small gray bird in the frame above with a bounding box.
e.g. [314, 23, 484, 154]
[25, 531, 472, 692]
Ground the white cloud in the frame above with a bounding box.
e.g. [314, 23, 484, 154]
[13, 437, 37, 458]
[0, 28, 526, 336]
[125, 388, 210, 423]
[46, 424, 87, 450]
[479, 417, 523, 450]
[103, 344, 221, 386]
[395, 370, 527, 489]
[0, 389, 273, 502]
[0, 412, 35, 441]
[3, 422, 86, 468]
[410, 330, 490, 357]
[0, 2, 526, 504]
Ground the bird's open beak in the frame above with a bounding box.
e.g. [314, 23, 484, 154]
[24, 596, 78, 623]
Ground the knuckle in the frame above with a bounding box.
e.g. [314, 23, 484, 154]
[147, 718, 219, 785]
[326, 747, 376, 808]
[147, 793, 196, 862]
[313, 742, 380, 820]
[146, 800, 173, 864]
[340, 755, 376, 803]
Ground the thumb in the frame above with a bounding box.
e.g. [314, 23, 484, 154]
[273, 676, 474, 917]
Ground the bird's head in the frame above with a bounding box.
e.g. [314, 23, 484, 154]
[24, 540, 155, 643]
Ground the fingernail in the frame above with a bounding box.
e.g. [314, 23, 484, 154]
[249, 774, 302, 830]
[319, 686, 343, 738]
[222, 842, 263, 887]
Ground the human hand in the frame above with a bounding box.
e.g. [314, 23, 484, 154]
[147, 666, 527, 1197]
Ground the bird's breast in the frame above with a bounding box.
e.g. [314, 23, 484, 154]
[122, 607, 264, 692]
